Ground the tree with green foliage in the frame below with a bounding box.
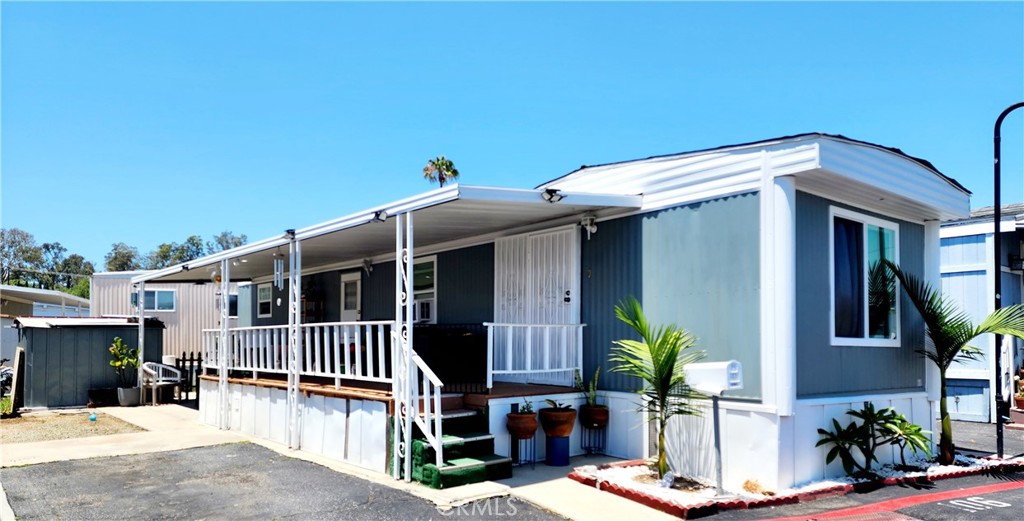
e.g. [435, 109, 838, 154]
[105, 242, 142, 272]
[1, 228, 41, 284]
[422, 156, 460, 187]
[609, 296, 705, 478]
[884, 260, 1024, 464]
[206, 231, 247, 254]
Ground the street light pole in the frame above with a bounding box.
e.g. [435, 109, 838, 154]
[993, 101, 1024, 459]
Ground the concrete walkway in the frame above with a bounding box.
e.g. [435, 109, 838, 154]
[0, 405, 246, 468]
[0, 405, 672, 521]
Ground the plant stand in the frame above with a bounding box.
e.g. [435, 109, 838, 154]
[510, 435, 536, 469]
[581, 425, 607, 455]
[546, 436, 570, 466]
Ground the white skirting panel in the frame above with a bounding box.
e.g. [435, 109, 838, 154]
[663, 401, 782, 492]
[486, 391, 646, 462]
[790, 393, 932, 487]
[197, 379, 389, 473]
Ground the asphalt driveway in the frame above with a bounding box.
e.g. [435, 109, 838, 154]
[2, 443, 564, 521]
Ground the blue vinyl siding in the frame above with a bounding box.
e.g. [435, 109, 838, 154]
[359, 244, 495, 324]
[582, 192, 761, 399]
[795, 191, 926, 397]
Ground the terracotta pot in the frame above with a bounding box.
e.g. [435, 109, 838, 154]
[1014, 396, 1024, 411]
[506, 412, 539, 440]
[539, 407, 577, 437]
[579, 404, 609, 429]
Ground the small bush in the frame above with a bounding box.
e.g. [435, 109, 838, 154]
[816, 402, 931, 477]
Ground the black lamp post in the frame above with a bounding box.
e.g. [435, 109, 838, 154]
[993, 101, 1024, 459]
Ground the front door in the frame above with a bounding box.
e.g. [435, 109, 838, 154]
[341, 273, 361, 321]
[494, 227, 581, 386]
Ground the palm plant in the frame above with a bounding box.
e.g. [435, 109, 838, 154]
[610, 296, 705, 478]
[422, 156, 460, 187]
[883, 259, 1024, 464]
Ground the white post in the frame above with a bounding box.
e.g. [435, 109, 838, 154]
[392, 213, 403, 479]
[403, 212, 415, 481]
[219, 259, 231, 428]
[773, 175, 797, 417]
[923, 220, 942, 442]
[287, 235, 303, 449]
[137, 281, 146, 395]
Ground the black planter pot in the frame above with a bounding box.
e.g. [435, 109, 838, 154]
[87, 388, 118, 407]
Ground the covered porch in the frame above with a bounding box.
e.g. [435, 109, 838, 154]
[132, 184, 640, 481]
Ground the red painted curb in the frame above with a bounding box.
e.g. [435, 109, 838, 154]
[568, 459, 1024, 519]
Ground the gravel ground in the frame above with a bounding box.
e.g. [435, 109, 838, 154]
[0, 410, 145, 444]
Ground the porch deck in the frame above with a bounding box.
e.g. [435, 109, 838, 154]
[464, 382, 577, 407]
[198, 374, 392, 406]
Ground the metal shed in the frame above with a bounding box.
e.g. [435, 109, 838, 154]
[15, 317, 164, 408]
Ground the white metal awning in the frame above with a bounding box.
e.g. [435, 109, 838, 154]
[132, 184, 641, 284]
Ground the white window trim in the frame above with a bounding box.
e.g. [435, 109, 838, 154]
[138, 289, 176, 313]
[257, 283, 273, 318]
[828, 206, 902, 348]
[413, 255, 438, 324]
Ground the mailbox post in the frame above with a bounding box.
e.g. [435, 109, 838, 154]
[684, 361, 743, 496]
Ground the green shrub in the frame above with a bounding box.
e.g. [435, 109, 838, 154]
[816, 402, 931, 476]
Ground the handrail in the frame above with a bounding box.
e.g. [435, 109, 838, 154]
[410, 351, 444, 467]
[483, 322, 586, 328]
[485, 322, 586, 389]
[201, 321, 395, 384]
[412, 353, 443, 386]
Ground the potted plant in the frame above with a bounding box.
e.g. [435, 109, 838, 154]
[575, 367, 609, 429]
[109, 337, 141, 406]
[506, 398, 539, 440]
[539, 399, 577, 438]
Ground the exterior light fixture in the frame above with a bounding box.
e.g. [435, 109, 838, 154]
[580, 214, 597, 239]
[541, 189, 565, 203]
[372, 210, 388, 223]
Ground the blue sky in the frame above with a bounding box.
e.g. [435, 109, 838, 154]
[3, 2, 1022, 267]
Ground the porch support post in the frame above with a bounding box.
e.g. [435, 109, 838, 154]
[404, 212, 414, 482]
[219, 259, 231, 429]
[390, 212, 416, 480]
[137, 281, 146, 396]
[286, 232, 303, 449]
[392, 213, 404, 478]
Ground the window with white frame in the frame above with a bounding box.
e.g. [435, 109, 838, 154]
[413, 257, 436, 324]
[830, 207, 900, 347]
[257, 283, 273, 318]
[132, 289, 176, 312]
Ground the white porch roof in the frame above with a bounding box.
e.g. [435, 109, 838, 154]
[133, 185, 641, 284]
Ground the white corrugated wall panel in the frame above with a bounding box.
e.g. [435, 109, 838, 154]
[91, 276, 235, 358]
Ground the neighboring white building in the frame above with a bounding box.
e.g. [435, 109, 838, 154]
[940, 203, 1024, 422]
[90, 271, 237, 358]
[1, 284, 90, 361]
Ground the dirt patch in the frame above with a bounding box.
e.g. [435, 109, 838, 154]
[0, 410, 145, 444]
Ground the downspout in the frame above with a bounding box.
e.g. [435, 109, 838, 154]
[773, 175, 797, 417]
[923, 220, 942, 454]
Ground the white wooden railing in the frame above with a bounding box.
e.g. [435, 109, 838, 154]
[201, 321, 394, 384]
[483, 322, 585, 389]
[411, 351, 444, 467]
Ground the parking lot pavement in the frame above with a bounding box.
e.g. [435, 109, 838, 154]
[1, 443, 565, 521]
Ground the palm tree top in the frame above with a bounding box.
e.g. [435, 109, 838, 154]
[423, 156, 460, 187]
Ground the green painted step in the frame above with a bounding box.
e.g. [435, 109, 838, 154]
[412, 432, 496, 481]
[419, 454, 514, 490]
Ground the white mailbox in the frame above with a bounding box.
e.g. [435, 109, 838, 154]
[684, 360, 743, 396]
